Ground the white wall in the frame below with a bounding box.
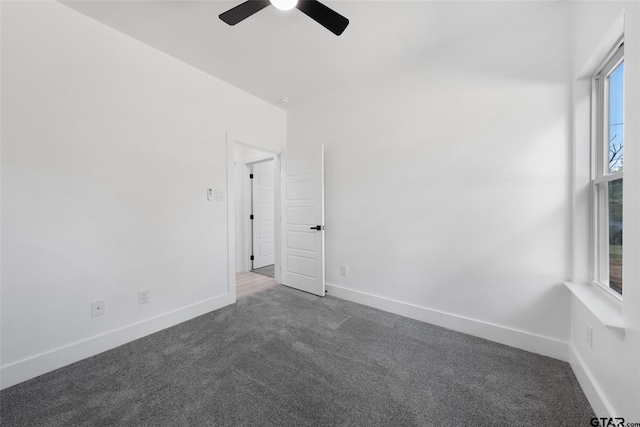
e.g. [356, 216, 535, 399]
[288, 3, 572, 359]
[0, 0, 285, 388]
[568, 1, 640, 419]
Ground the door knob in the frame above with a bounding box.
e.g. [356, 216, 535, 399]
[310, 225, 324, 230]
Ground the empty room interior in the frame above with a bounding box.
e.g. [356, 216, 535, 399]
[1, 0, 639, 425]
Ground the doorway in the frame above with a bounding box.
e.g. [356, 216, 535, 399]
[231, 140, 280, 299]
[225, 135, 325, 300]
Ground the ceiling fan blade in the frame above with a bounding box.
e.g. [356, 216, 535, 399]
[296, 0, 349, 36]
[219, 0, 271, 26]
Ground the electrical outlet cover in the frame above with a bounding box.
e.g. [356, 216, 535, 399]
[138, 290, 149, 305]
[91, 300, 105, 317]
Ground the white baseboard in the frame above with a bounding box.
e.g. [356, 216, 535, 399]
[0, 293, 235, 390]
[568, 344, 613, 418]
[325, 283, 569, 361]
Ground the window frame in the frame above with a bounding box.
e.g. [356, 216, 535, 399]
[590, 39, 624, 300]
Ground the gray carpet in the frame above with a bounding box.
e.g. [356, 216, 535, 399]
[1, 285, 593, 426]
[251, 264, 275, 278]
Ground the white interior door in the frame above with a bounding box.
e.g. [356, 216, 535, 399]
[251, 160, 275, 269]
[281, 144, 325, 297]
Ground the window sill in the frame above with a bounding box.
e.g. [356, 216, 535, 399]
[563, 281, 625, 337]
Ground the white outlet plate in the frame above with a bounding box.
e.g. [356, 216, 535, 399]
[91, 300, 105, 317]
[586, 325, 593, 348]
[138, 290, 150, 305]
[341, 265, 349, 276]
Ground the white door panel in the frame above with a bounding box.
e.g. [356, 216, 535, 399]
[281, 145, 325, 296]
[252, 160, 275, 269]
[286, 207, 315, 224]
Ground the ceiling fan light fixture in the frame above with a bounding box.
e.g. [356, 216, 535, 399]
[270, 0, 298, 11]
[220, 0, 349, 36]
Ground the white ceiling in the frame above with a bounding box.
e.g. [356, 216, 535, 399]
[61, 1, 559, 110]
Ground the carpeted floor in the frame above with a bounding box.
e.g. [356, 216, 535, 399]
[0, 285, 594, 426]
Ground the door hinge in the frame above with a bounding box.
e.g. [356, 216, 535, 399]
[249, 173, 254, 179]
[250, 255, 254, 261]
[250, 214, 254, 220]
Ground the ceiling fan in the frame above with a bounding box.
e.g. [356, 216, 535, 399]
[219, 0, 349, 36]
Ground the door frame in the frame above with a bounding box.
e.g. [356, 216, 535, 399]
[226, 133, 281, 301]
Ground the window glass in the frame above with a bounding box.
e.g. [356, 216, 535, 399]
[593, 46, 623, 298]
[608, 179, 623, 294]
[608, 61, 624, 174]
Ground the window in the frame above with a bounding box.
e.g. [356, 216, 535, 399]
[592, 41, 624, 298]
